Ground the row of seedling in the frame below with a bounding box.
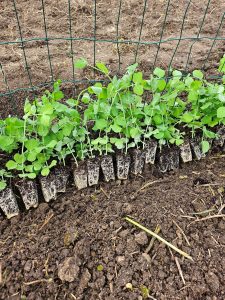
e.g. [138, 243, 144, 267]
[1, 132, 225, 219]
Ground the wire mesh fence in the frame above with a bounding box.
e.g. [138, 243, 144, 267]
[0, 0, 224, 115]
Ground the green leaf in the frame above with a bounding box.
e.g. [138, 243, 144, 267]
[91, 86, 102, 95]
[41, 167, 50, 177]
[25, 139, 39, 151]
[133, 84, 143, 95]
[46, 140, 57, 148]
[0, 136, 14, 151]
[193, 70, 203, 80]
[133, 72, 143, 83]
[6, 160, 18, 170]
[218, 54, 225, 74]
[172, 70, 182, 78]
[14, 153, 26, 164]
[96, 62, 109, 74]
[74, 58, 87, 69]
[182, 113, 193, 123]
[27, 173, 36, 179]
[202, 140, 210, 154]
[40, 115, 51, 126]
[130, 127, 140, 138]
[153, 67, 165, 78]
[53, 91, 64, 101]
[94, 119, 108, 130]
[217, 107, 225, 118]
[0, 181, 7, 191]
[49, 160, 57, 168]
[82, 93, 90, 104]
[111, 124, 122, 133]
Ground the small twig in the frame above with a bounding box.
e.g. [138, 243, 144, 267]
[196, 183, 220, 187]
[145, 225, 161, 253]
[125, 217, 193, 261]
[172, 220, 190, 246]
[38, 213, 54, 231]
[188, 214, 225, 226]
[191, 208, 216, 216]
[23, 278, 53, 286]
[70, 293, 77, 300]
[100, 187, 110, 199]
[175, 257, 186, 285]
[136, 179, 167, 193]
[218, 204, 225, 215]
[210, 154, 225, 159]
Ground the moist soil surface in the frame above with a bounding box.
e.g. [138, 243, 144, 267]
[0, 0, 225, 117]
[0, 155, 225, 299]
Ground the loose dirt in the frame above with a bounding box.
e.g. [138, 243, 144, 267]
[0, 155, 225, 299]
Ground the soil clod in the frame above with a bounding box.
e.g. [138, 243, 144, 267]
[15, 179, 39, 210]
[145, 140, 158, 164]
[73, 162, 88, 190]
[131, 149, 145, 175]
[116, 154, 131, 180]
[87, 158, 100, 186]
[100, 155, 115, 182]
[180, 142, 192, 163]
[0, 188, 19, 218]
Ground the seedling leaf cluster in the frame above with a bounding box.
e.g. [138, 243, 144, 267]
[0, 54, 224, 190]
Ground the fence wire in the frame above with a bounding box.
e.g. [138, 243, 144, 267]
[0, 0, 224, 113]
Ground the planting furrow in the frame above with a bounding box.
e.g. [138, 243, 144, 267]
[0, 138, 223, 219]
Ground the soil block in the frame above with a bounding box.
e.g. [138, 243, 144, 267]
[73, 162, 88, 190]
[15, 180, 39, 210]
[116, 153, 131, 180]
[87, 158, 100, 186]
[159, 148, 170, 173]
[54, 166, 70, 193]
[39, 174, 57, 202]
[0, 188, 19, 218]
[213, 126, 225, 148]
[180, 142, 192, 163]
[145, 140, 158, 164]
[190, 139, 204, 160]
[169, 147, 180, 170]
[131, 149, 145, 175]
[100, 155, 115, 182]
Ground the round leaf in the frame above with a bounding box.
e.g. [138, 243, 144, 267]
[74, 58, 87, 69]
[217, 107, 225, 118]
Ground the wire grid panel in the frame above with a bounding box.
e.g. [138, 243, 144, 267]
[0, 0, 224, 101]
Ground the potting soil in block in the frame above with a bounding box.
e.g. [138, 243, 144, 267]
[73, 163, 88, 190]
[39, 174, 57, 202]
[0, 188, 19, 218]
[54, 166, 70, 193]
[131, 149, 145, 175]
[87, 159, 100, 186]
[190, 139, 204, 160]
[213, 126, 225, 148]
[180, 142, 192, 163]
[15, 180, 38, 210]
[116, 154, 131, 180]
[145, 140, 157, 164]
[159, 148, 170, 173]
[169, 148, 180, 170]
[100, 155, 115, 182]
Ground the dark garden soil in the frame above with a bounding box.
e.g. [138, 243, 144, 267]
[0, 155, 225, 299]
[0, 0, 225, 118]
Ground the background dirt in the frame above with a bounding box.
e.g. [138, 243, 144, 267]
[0, 155, 225, 299]
[0, 0, 225, 117]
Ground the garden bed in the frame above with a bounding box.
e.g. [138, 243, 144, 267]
[0, 155, 224, 299]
